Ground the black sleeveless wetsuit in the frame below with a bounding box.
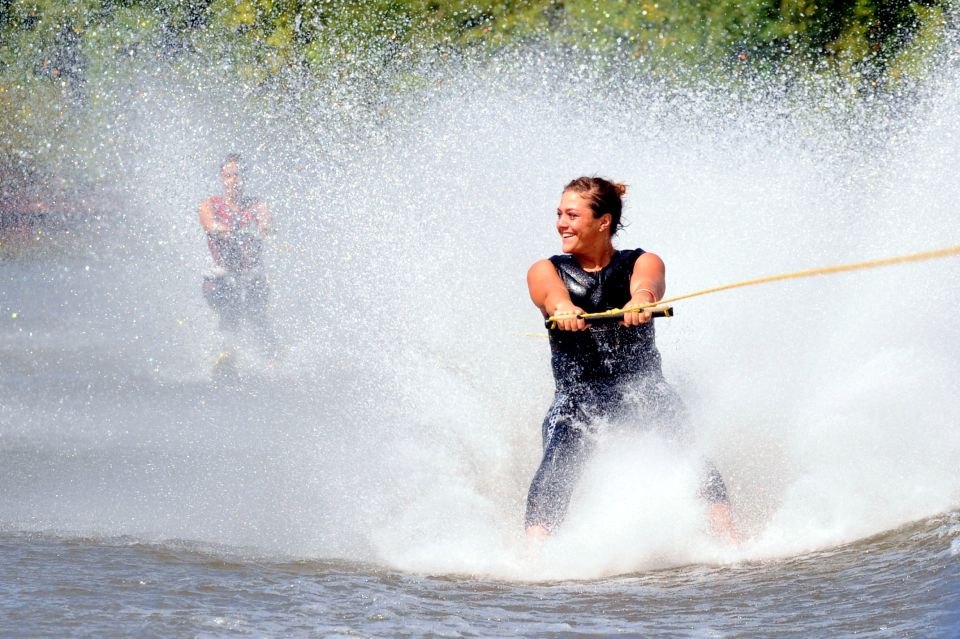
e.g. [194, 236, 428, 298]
[524, 249, 728, 531]
[548, 248, 662, 393]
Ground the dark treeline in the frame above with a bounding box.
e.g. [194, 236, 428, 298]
[0, 0, 956, 222]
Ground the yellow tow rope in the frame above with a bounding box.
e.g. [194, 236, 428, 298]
[545, 243, 960, 328]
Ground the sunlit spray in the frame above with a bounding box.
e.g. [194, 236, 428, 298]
[2, 41, 959, 580]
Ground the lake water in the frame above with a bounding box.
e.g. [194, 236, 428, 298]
[3, 46, 960, 636]
[2, 515, 959, 637]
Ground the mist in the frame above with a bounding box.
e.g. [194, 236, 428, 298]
[2, 45, 959, 580]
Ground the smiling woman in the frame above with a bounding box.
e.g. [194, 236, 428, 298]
[539, 176, 662, 326]
[525, 176, 738, 541]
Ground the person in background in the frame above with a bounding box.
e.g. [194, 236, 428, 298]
[525, 176, 739, 542]
[199, 153, 280, 375]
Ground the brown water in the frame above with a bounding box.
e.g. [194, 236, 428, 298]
[2, 516, 958, 637]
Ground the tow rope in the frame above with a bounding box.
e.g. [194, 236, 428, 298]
[544, 243, 960, 329]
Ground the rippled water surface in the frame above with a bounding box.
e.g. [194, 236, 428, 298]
[3, 516, 959, 637]
[4, 40, 960, 637]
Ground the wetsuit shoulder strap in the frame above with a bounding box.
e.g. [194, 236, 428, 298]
[548, 254, 592, 287]
[549, 254, 600, 308]
[612, 247, 646, 271]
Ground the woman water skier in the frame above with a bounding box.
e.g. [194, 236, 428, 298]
[199, 153, 280, 372]
[525, 176, 738, 541]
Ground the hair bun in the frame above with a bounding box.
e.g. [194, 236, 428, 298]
[613, 182, 627, 197]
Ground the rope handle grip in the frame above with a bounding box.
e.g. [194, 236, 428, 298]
[545, 305, 674, 329]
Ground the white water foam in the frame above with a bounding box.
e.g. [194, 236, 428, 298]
[2, 43, 960, 580]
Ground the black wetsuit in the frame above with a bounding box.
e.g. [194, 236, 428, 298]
[524, 248, 728, 531]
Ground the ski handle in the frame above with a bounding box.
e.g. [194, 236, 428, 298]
[544, 305, 674, 330]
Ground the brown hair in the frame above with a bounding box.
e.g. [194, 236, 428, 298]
[220, 152, 242, 173]
[563, 176, 627, 235]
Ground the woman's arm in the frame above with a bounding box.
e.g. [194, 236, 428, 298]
[253, 201, 273, 237]
[623, 252, 666, 326]
[528, 259, 586, 331]
[198, 198, 227, 232]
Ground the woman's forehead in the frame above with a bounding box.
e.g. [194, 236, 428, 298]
[559, 190, 589, 208]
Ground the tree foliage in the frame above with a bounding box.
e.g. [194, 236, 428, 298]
[0, 0, 955, 204]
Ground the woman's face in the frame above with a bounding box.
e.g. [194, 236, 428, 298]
[220, 161, 242, 194]
[556, 190, 610, 254]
